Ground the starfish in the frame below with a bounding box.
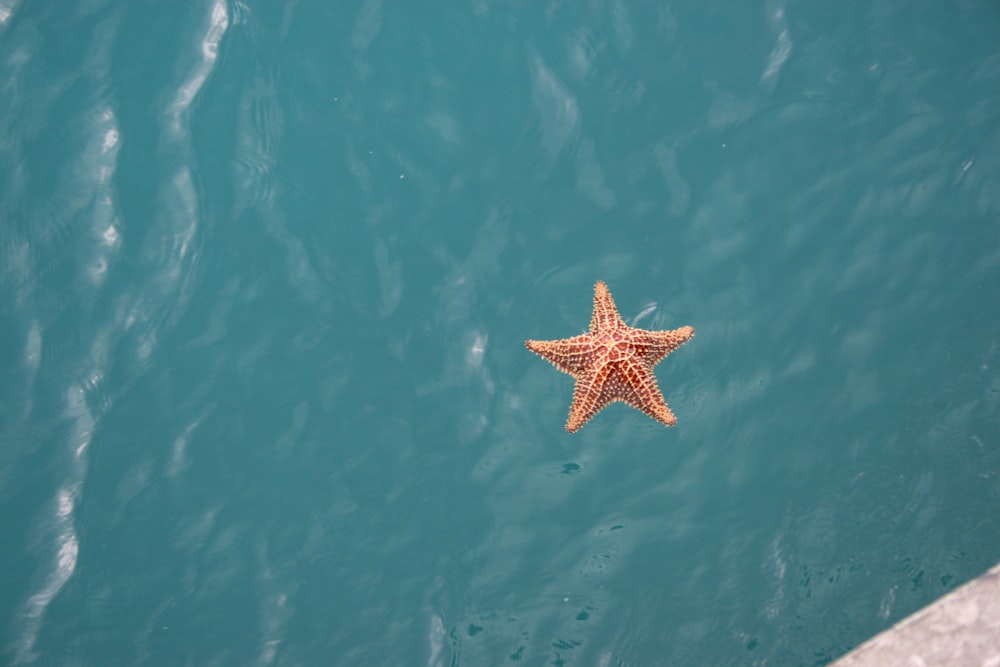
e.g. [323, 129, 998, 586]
[525, 280, 694, 433]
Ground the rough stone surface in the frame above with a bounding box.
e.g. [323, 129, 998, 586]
[830, 562, 1000, 667]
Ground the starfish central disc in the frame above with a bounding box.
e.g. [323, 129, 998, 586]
[525, 280, 694, 433]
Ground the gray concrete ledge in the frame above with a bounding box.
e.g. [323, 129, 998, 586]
[830, 561, 1000, 667]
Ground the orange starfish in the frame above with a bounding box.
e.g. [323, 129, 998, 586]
[526, 280, 694, 433]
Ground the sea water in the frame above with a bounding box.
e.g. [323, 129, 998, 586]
[1, 1, 999, 665]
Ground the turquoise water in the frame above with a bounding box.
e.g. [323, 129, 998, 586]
[2, 0, 999, 664]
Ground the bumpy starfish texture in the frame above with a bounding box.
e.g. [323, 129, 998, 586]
[526, 280, 694, 433]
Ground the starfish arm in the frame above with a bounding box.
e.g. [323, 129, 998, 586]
[565, 365, 618, 433]
[525, 334, 595, 375]
[611, 359, 678, 427]
[632, 325, 694, 365]
[589, 280, 626, 332]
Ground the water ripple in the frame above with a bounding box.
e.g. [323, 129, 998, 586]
[169, 0, 229, 138]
